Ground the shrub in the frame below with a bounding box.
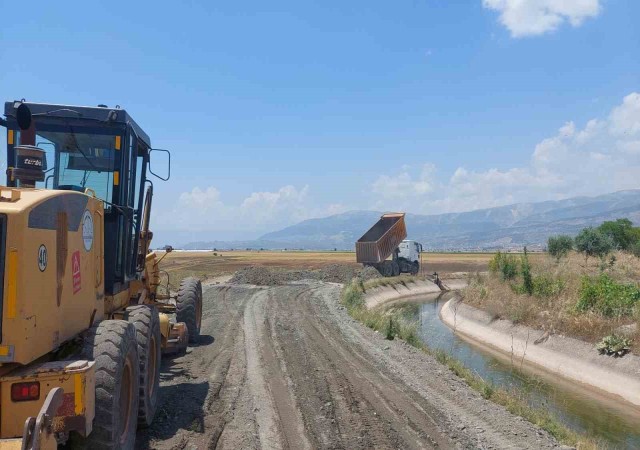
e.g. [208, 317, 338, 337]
[596, 218, 639, 251]
[547, 235, 573, 261]
[531, 275, 565, 297]
[596, 334, 632, 357]
[574, 227, 613, 262]
[489, 252, 519, 280]
[576, 273, 640, 317]
[520, 247, 533, 295]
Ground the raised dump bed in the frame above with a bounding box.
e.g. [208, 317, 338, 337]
[356, 213, 407, 264]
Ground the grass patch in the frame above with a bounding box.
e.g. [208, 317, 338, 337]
[341, 279, 600, 449]
[432, 350, 599, 448]
[577, 273, 640, 318]
[341, 279, 421, 345]
[464, 251, 640, 353]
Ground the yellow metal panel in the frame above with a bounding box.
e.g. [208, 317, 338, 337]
[1, 361, 95, 439]
[0, 346, 9, 357]
[0, 439, 23, 450]
[74, 373, 84, 415]
[6, 249, 17, 319]
[115, 135, 121, 150]
[114, 171, 119, 185]
[159, 312, 171, 338]
[7, 130, 14, 145]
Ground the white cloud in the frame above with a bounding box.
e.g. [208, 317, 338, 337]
[179, 187, 222, 209]
[372, 163, 435, 200]
[609, 92, 640, 136]
[371, 92, 640, 214]
[156, 184, 344, 237]
[483, 0, 601, 37]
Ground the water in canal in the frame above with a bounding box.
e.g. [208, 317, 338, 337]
[391, 293, 640, 449]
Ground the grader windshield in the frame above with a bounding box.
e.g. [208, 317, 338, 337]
[12, 127, 118, 205]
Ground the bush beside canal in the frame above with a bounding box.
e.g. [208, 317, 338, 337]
[464, 250, 639, 354]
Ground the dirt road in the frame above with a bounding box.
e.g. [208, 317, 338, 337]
[138, 281, 559, 449]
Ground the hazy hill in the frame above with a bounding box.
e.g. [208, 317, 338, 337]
[181, 190, 640, 251]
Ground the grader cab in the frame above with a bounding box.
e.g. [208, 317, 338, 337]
[0, 101, 203, 449]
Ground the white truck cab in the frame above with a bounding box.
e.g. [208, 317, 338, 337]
[398, 239, 422, 264]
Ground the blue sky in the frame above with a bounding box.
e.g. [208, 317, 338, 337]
[1, 0, 639, 244]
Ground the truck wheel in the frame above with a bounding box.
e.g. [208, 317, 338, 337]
[411, 262, 419, 275]
[392, 261, 400, 276]
[176, 277, 203, 344]
[80, 320, 140, 450]
[126, 305, 161, 428]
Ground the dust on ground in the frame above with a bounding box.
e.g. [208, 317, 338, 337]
[138, 271, 559, 449]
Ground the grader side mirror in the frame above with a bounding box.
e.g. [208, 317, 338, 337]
[149, 148, 171, 181]
[16, 102, 32, 131]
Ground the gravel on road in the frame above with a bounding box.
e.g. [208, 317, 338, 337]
[138, 276, 560, 449]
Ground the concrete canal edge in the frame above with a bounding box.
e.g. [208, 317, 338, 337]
[440, 298, 640, 408]
[363, 278, 468, 309]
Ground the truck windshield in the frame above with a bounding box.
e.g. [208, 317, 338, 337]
[13, 126, 119, 208]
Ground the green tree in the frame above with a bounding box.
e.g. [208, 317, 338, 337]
[597, 218, 637, 250]
[574, 227, 613, 263]
[547, 235, 573, 261]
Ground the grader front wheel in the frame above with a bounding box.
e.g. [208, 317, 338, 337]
[126, 305, 161, 428]
[176, 277, 203, 344]
[78, 320, 140, 449]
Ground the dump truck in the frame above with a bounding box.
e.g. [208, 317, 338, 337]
[356, 213, 423, 276]
[0, 101, 203, 449]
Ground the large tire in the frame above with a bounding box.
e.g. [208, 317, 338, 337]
[176, 277, 203, 344]
[79, 320, 139, 450]
[391, 261, 400, 277]
[382, 262, 392, 277]
[126, 305, 161, 428]
[411, 262, 419, 275]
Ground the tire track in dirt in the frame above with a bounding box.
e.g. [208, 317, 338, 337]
[143, 280, 559, 450]
[269, 285, 448, 449]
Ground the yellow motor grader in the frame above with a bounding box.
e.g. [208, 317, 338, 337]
[0, 101, 203, 449]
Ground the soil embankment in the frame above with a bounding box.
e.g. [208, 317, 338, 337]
[440, 298, 640, 408]
[138, 270, 559, 449]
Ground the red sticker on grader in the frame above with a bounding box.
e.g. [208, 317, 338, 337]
[72, 251, 81, 294]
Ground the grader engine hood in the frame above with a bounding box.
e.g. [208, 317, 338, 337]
[0, 187, 104, 366]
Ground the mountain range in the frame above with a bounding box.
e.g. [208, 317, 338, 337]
[181, 190, 640, 251]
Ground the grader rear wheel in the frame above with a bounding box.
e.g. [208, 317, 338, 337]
[77, 320, 139, 449]
[176, 277, 203, 344]
[126, 305, 161, 428]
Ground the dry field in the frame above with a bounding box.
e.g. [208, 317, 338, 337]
[157, 250, 492, 287]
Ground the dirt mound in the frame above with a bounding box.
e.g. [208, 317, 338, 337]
[357, 265, 382, 281]
[229, 264, 381, 286]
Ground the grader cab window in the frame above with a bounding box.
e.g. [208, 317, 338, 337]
[14, 128, 119, 209]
